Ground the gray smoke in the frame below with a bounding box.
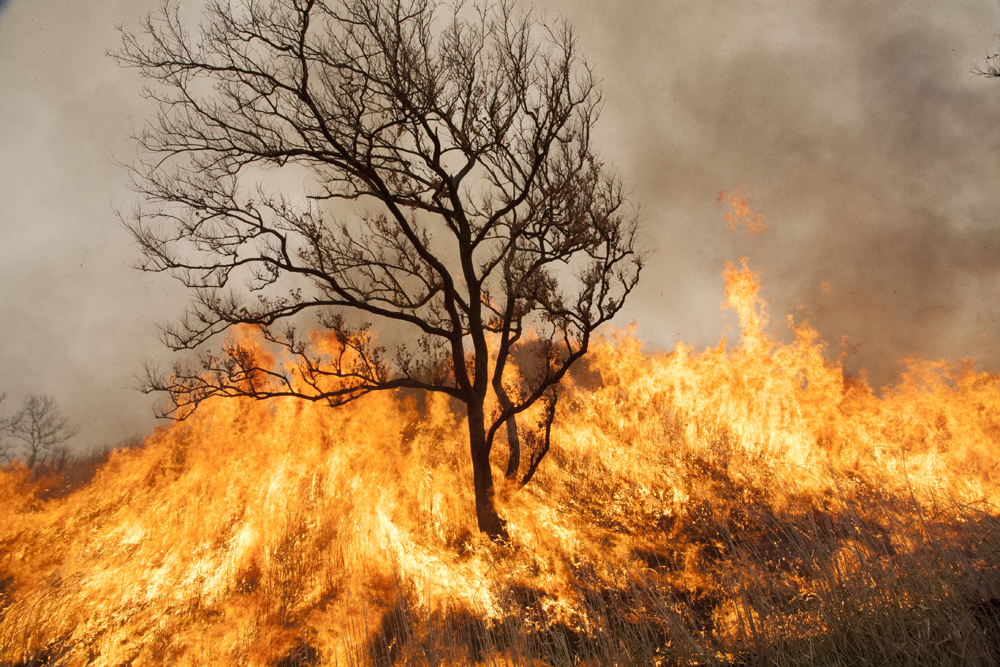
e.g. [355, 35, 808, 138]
[1, 0, 999, 448]
[543, 0, 1000, 388]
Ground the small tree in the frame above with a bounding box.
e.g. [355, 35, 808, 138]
[974, 49, 1000, 77]
[1, 395, 78, 470]
[117, 0, 641, 538]
[0, 393, 10, 465]
[974, 19, 1000, 78]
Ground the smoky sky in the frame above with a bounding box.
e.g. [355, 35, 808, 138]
[1, 0, 1000, 448]
[550, 0, 1000, 382]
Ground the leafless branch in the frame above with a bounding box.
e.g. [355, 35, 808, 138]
[116, 0, 642, 538]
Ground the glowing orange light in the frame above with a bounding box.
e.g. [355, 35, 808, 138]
[719, 187, 768, 236]
[2, 257, 999, 665]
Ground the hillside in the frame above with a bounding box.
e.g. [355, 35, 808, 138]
[3, 261, 1000, 666]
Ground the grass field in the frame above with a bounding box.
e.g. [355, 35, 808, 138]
[3, 261, 1000, 666]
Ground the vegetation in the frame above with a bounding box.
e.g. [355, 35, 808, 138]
[115, 0, 641, 538]
[0, 393, 78, 470]
[2, 262, 1000, 666]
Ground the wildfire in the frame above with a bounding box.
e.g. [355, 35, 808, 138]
[719, 188, 768, 236]
[3, 261, 1000, 665]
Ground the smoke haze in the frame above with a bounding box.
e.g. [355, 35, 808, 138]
[551, 0, 1000, 383]
[1, 0, 999, 447]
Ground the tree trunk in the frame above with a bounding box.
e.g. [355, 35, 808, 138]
[503, 415, 520, 480]
[496, 385, 520, 480]
[467, 401, 509, 541]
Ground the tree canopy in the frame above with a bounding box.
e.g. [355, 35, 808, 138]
[117, 0, 642, 538]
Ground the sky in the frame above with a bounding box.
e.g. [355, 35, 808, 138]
[1, 0, 1000, 449]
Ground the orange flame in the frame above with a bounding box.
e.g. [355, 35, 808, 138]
[719, 187, 768, 236]
[3, 260, 1000, 665]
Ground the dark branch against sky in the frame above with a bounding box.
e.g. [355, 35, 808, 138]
[1, 0, 1000, 447]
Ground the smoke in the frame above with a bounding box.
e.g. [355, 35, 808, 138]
[542, 0, 1000, 388]
[0, 0, 169, 446]
[1, 0, 999, 447]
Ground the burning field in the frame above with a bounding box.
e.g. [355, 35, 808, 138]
[3, 260, 1000, 666]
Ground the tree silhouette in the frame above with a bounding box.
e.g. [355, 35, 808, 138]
[974, 51, 1000, 77]
[0, 393, 9, 464]
[117, 0, 642, 538]
[1, 395, 78, 469]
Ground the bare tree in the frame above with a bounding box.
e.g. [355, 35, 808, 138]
[974, 16, 1000, 78]
[0, 392, 10, 465]
[116, 0, 642, 539]
[1, 395, 78, 470]
[974, 50, 1000, 77]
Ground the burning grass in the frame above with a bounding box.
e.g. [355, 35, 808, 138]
[3, 260, 1000, 666]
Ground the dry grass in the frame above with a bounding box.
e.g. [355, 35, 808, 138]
[3, 265, 1000, 665]
[3, 402, 999, 666]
